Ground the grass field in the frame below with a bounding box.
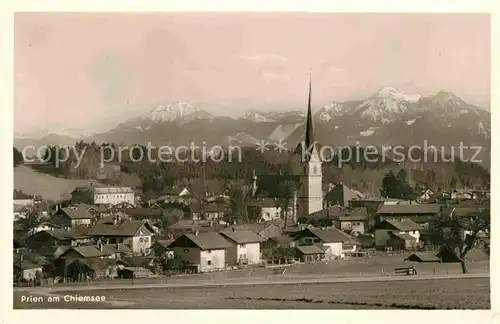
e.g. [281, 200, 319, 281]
[13, 278, 489, 309]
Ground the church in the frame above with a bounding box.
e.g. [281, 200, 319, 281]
[250, 78, 324, 224]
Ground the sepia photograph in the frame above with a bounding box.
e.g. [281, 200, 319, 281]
[12, 11, 490, 310]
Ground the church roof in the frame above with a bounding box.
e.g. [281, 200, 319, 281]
[294, 76, 318, 162]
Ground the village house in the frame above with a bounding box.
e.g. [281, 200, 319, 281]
[14, 190, 34, 207]
[295, 244, 326, 263]
[296, 227, 360, 259]
[71, 185, 135, 206]
[262, 235, 296, 251]
[88, 216, 155, 255]
[190, 201, 228, 220]
[14, 260, 43, 282]
[339, 207, 368, 235]
[220, 229, 266, 266]
[168, 231, 234, 273]
[151, 239, 174, 259]
[323, 183, 365, 208]
[168, 219, 227, 236]
[228, 221, 283, 239]
[53, 206, 96, 228]
[374, 219, 421, 250]
[26, 227, 93, 250]
[376, 204, 443, 225]
[65, 258, 118, 280]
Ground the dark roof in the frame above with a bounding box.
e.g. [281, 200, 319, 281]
[269, 235, 294, 245]
[89, 218, 152, 237]
[377, 204, 442, 215]
[14, 260, 42, 270]
[404, 253, 441, 262]
[155, 239, 174, 248]
[168, 219, 218, 231]
[380, 219, 421, 231]
[339, 207, 368, 221]
[305, 227, 359, 244]
[70, 258, 117, 271]
[59, 207, 95, 220]
[324, 184, 365, 202]
[308, 206, 345, 219]
[37, 228, 88, 241]
[220, 230, 266, 244]
[390, 232, 417, 241]
[101, 243, 132, 254]
[60, 246, 108, 258]
[171, 232, 234, 250]
[228, 222, 280, 234]
[296, 244, 325, 255]
[283, 223, 313, 234]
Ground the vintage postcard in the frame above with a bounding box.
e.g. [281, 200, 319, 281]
[8, 8, 492, 316]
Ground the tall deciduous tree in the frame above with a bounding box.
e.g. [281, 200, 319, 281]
[437, 209, 490, 273]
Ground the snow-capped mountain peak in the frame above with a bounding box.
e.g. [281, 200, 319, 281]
[355, 87, 422, 123]
[372, 86, 422, 103]
[140, 101, 212, 123]
[243, 110, 305, 123]
[15, 127, 94, 139]
[244, 110, 276, 122]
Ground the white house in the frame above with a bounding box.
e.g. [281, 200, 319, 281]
[220, 229, 266, 266]
[71, 186, 135, 206]
[298, 227, 360, 260]
[374, 219, 421, 250]
[168, 232, 234, 273]
[88, 216, 155, 255]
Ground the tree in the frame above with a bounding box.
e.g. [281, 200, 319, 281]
[436, 209, 490, 273]
[380, 169, 415, 200]
[380, 171, 398, 198]
[277, 180, 297, 228]
[13, 147, 23, 167]
[225, 180, 251, 223]
[18, 208, 42, 236]
[450, 176, 457, 189]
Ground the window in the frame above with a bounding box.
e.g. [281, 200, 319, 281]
[207, 260, 212, 265]
[184, 249, 189, 253]
[239, 244, 245, 248]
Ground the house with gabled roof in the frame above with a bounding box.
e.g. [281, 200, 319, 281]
[227, 221, 283, 239]
[374, 219, 421, 250]
[26, 227, 92, 250]
[296, 227, 360, 258]
[339, 207, 368, 235]
[376, 203, 443, 225]
[88, 215, 155, 255]
[323, 183, 365, 207]
[168, 232, 234, 273]
[220, 229, 266, 266]
[53, 206, 96, 228]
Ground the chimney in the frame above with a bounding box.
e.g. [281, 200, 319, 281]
[194, 230, 199, 236]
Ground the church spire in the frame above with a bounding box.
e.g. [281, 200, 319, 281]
[305, 74, 314, 149]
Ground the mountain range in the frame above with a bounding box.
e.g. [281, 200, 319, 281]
[14, 87, 491, 166]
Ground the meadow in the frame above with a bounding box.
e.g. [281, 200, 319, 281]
[13, 277, 489, 309]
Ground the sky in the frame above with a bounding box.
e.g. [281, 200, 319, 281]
[15, 13, 490, 133]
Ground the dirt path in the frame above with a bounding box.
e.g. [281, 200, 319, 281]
[15, 272, 488, 294]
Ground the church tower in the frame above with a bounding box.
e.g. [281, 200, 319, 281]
[294, 77, 323, 218]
